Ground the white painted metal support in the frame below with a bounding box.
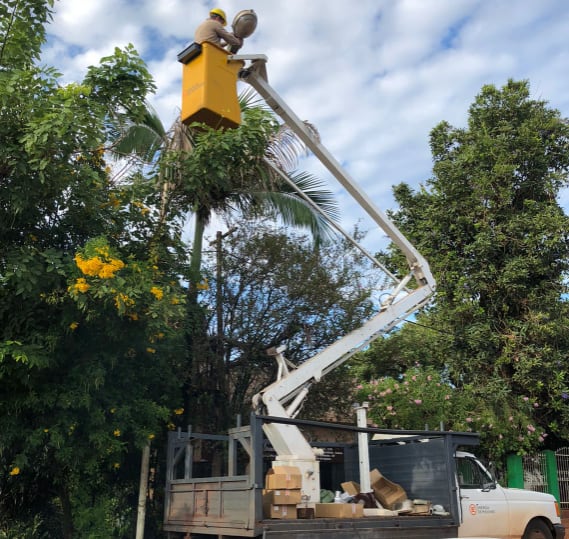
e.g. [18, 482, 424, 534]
[355, 403, 372, 493]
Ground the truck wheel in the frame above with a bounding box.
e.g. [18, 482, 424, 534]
[522, 519, 553, 539]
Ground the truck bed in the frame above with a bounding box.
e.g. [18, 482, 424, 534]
[163, 415, 479, 538]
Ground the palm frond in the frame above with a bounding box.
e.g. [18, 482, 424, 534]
[266, 122, 320, 172]
[109, 102, 166, 163]
[248, 189, 338, 243]
[283, 170, 341, 223]
[239, 87, 267, 111]
[165, 118, 194, 153]
[227, 167, 340, 243]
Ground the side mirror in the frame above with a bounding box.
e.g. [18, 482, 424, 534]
[481, 480, 496, 492]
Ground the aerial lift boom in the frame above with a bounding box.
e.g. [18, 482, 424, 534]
[228, 55, 436, 502]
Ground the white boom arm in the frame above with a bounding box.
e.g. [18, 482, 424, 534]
[232, 55, 436, 500]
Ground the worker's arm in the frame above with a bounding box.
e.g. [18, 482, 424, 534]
[216, 26, 243, 48]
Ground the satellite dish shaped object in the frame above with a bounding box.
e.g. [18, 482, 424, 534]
[232, 9, 258, 39]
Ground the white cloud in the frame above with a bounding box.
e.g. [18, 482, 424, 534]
[42, 0, 569, 255]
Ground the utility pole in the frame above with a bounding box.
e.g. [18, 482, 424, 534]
[135, 442, 151, 539]
[209, 227, 237, 380]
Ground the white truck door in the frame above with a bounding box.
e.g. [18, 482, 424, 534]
[456, 455, 510, 538]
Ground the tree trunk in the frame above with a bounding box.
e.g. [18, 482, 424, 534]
[59, 484, 74, 539]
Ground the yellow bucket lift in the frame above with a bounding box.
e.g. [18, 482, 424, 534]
[178, 42, 244, 129]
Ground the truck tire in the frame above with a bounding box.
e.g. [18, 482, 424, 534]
[522, 519, 553, 539]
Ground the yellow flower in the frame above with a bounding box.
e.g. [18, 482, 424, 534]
[167, 422, 175, 430]
[98, 259, 125, 278]
[113, 429, 121, 437]
[73, 278, 90, 293]
[150, 286, 164, 300]
[174, 408, 184, 415]
[146, 347, 156, 354]
[170, 297, 180, 305]
[148, 433, 155, 440]
[75, 254, 104, 276]
[113, 462, 120, 470]
[69, 322, 79, 330]
[115, 293, 135, 310]
[108, 195, 120, 208]
[75, 252, 124, 278]
[110, 408, 116, 414]
[9, 467, 20, 476]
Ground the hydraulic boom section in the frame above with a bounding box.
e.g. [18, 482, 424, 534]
[231, 54, 436, 502]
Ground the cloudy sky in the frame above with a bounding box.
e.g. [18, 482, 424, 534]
[42, 0, 569, 252]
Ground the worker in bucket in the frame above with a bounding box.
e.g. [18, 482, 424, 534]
[194, 8, 243, 51]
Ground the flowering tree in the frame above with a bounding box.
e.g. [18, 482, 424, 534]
[355, 364, 547, 460]
[0, 2, 188, 536]
[357, 80, 569, 461]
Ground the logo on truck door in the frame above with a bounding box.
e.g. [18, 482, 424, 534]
[469, 504, 495, 515]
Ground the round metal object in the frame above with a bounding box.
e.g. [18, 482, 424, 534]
[231, 9, 258, 39]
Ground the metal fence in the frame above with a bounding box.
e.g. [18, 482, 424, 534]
[522, 453, 549, 493]
[556, 447, 569, 509]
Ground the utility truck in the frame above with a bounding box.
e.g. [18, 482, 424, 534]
[167, 27, 565, 539]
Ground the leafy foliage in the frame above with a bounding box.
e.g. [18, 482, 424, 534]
[358, 80, 569, 459]
[195, 219, 378, 426]
[0, 4, 186, 536]
[0, 0, 54, 68]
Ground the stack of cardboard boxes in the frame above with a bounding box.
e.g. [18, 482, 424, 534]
[262, 466, 302, 519]
[263, 466, 428, 519]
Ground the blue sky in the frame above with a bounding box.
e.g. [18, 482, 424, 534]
[42, 0, 569, 253]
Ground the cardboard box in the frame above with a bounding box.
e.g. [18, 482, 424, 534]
[340, 481, 360, 496]
[263, 503, 298, 519]
[410, 502, 431, 515]
[314, 503, 364, 519]
[262, 488, 303, 505]
[265, 466, 302, 489]
[363, 508, 398, 517]
[369, 469, 407, 510]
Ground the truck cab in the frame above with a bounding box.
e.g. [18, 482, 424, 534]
[455, 451, 563, 539]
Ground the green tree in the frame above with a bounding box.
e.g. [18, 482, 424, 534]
[0, 2, 187, 536]
[358, 80, 569, 459]
[196, 219, 378, 425]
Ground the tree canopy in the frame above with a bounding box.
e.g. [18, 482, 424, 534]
[1, 1, 187, 536]
[356, 80, 569, 459]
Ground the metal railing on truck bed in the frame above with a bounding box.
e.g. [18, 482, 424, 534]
[163, 414, 479, 538]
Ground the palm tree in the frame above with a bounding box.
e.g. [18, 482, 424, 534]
[111, 93, 341, 431]
[111, 93, 339, 284]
